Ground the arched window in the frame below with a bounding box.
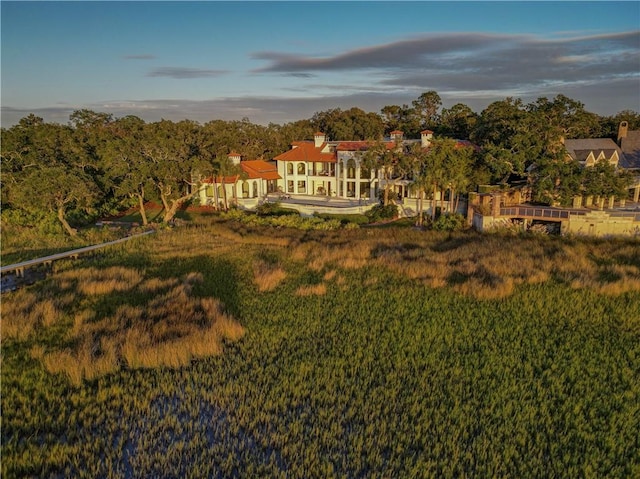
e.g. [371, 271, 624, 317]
[252, 181, 258, 198]
[242, 181, 249, 198]
[287, 163, 293, 175]
[297, 162, 306, 175]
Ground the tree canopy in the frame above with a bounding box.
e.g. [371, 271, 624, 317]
[1, 93, 637, 234]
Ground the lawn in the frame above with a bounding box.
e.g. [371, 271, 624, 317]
[2, 216, 639, 478]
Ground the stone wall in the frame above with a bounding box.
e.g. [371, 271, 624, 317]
[564, 210, 640, 237]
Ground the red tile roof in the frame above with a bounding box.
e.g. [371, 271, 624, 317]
[336, 141, 372, 151]
[203, 175, 239, 184]
[240, 160, 281, 180]
[336, 141, 396, 151]
[274, 142, 337, 163]
[202, 160, 281, 184]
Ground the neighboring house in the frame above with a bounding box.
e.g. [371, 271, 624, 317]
[273, 130, 434, 201]
[618, 121, 640, 202]
[563, 121, 640, 203]
[618, 121, 640, 171]
[563, 138, 622, 168]
[196, 152, 281, 209]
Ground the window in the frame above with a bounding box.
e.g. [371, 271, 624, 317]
[347, 159, 356, 179]
[205, 185, 214, 197]
[242, 182, 249, 198]
[252, 181, 258, 198]
[287, 180, 294, 193]
[297, 180, 306, 193]
[297, 163, 306, 175]
[287, 163, 293, 175]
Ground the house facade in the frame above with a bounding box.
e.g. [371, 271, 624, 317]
[563, 138, 622, 168]
[618, 121, 640, 202]
[273, 131, 439, 206]
[564, 122, 640, 203]
[196, 152, 281, 209]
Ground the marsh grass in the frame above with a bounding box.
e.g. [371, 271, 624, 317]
[295, 283, 327, 296]
[1, 290, 60, 340]
[3, 263, 245, 385]
[2, 215, 639, 478]
[253, 260, 288, 292]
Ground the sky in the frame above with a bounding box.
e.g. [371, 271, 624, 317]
[2, 1, 639, 127]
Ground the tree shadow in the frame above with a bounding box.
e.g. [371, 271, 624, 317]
[430, 233, 480, 253]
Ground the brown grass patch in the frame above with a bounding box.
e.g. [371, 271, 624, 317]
[5, 269, 244, 385]
[253, 260, 287, 292]
[295, 283, 327, 296]
[56, 266, 144, 295]
[323, 270, 337, 281]
[368, 234, 640, 299]
[1, 290, 60, 340]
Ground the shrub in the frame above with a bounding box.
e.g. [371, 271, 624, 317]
[365, 204, 398, 223]
[314, 213, 368, 226]
[432, 213, 466, 231]
[255, 201, 298, 217]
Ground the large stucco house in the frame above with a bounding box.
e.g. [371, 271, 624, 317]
[271, 130, 467, 216]
[273, 130, 434, 202]
[196, 130, 472, 216]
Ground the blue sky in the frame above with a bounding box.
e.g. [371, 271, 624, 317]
[2, 1, 639, 126]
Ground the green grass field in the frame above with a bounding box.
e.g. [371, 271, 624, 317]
[2, 216, 639, 478]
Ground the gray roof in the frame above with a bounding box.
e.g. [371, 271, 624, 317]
[619, 130, 640, 170]
[564, 138, 624, 165]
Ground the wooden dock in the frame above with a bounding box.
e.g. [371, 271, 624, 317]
[1, 230, 154, 283]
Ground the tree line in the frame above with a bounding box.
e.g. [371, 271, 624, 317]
[1, 92, 638, 235]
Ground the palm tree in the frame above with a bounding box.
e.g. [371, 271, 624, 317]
[406, 143, 430, 226]
[359, 139, 408, 206]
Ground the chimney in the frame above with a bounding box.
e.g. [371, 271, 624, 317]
[618, 121, 629, 145]
[229, 151, 242, 165]
[314, 132, 326, 148]
[421, 130, 433, 148]
[390, 130, 404, 142]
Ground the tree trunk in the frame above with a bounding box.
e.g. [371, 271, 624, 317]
[159, 191, 171, 216]
[432, 184, 438, 220]
[163, 192, 195, 223]
[416, 189, 424, 227]
[222, 183, 229, 211]
[57, 206, 77, 236]
[137, 190, 148, 226]
[382, 169, 390, 206]
[213, 179, 219, 210]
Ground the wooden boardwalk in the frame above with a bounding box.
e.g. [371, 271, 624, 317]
[1, 230, 154, 277]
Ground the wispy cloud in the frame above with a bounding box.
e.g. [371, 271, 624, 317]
[124, 54, 156, 60]
[252, 30, 640, 99]
[3, 31, 638, 128]
[147, 67, 229, 79]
